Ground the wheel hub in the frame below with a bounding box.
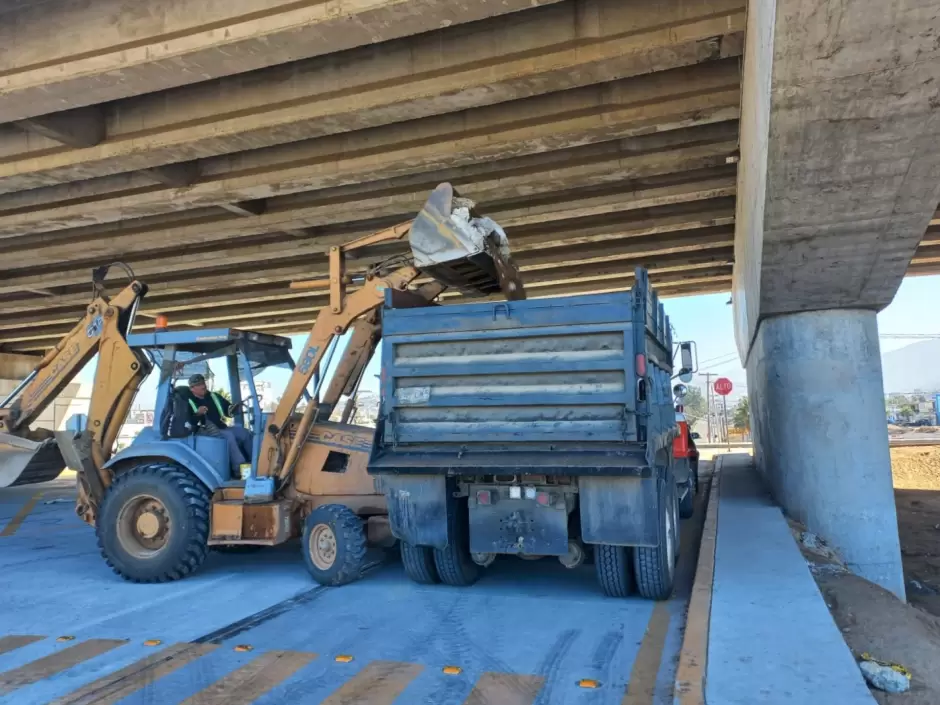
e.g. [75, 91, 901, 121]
[136, 511, 164, 539]
[309, 524, 337, 570]
[117, 495, 171, 558]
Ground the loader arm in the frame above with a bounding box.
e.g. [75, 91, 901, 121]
[258, 182, 523, 483]
[258, 264, 423, 481]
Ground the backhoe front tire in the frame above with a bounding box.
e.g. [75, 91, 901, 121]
[97, 463, 210, 583]
[302, 504, 368, 587]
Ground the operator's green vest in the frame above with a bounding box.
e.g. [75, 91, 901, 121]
[188, 393, 226, 419]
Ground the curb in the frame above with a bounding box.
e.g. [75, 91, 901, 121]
[674, 454, 723, 705]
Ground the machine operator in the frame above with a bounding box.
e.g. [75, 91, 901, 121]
[187, 374, 253, 475]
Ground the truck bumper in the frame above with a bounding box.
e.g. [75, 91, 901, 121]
[467, 492, 569, 556]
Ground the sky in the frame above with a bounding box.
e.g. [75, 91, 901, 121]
[76, 274, 940, 410]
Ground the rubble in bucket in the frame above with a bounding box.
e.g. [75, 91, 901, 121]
[408, 183, 526, 301]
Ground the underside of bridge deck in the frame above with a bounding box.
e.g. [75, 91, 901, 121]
[0, 0, 934, 352]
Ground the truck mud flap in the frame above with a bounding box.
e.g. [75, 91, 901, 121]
[580, 476, 659, 548]
[468, 499, 569, 556]
[379, 475, 450, 549]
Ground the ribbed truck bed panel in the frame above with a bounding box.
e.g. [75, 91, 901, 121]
[377, 292, 646, 456]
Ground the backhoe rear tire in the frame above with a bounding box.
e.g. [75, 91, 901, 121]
[302, 504, 368, 587]
[400, 541, 439, 584]
[97, 463, 210, 583]
[433, 500, 480, 587]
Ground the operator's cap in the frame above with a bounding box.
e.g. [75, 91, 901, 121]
[188, 373, 206, 386]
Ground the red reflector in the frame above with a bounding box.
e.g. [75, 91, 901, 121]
[536, 492, 551, 506]
[477, 490, 492, 506]
[635, 354, 647, 377]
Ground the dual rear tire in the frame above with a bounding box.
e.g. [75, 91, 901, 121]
[595, 478, 680, 600]
[400, 500, 480, 587]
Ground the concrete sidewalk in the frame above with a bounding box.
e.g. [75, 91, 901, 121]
[706, 454, 875, 704]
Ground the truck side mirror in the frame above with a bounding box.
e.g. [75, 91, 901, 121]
[680, 342, 694, 372]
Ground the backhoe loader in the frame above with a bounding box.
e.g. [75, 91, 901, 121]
[0, 183, 523, 587]
[0, 264, 149, 491]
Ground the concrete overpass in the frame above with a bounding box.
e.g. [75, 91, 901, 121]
[0, 0, 750, 354]
[0, 0, 937, 600]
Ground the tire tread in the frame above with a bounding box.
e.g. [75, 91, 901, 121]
[303, 504, 367, 586]
[97, 463, 210, 583]
[400, 541, 439, 584]
[595, 545, 631, 597]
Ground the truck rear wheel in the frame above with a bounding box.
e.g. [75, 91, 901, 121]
[595, 545, 633, 597]
[302, 504, 368, 587]
[633, 479, 679, 600]
[400, 541, 439, 584]
[97, 463, 210, 583]
[678, 482, 695, 519]
[433, 501, 480, 587]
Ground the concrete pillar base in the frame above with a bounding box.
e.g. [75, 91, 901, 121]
[747, 309, 905, 600]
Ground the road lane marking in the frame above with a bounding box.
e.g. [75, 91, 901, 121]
[0, 635, 44, 656]
[321, 661, 423, 705]
[0, 638, 128, 696]
[177, 650, 316, 705]
[0, 492, 43, 537]
[463, 672, 545, 705]
[622, 602, 671, 704]
[49, 642, 218, 705]
[674, 462, 721, 705]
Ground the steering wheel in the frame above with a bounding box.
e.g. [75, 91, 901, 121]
[228, 399, 255, 428]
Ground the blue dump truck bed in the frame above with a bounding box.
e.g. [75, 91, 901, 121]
[369, 268, 692, 600]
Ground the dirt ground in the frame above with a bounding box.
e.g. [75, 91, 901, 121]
[792, 446, 940, 703]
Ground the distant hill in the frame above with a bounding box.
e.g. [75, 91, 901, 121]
[882, 339, 940, 394]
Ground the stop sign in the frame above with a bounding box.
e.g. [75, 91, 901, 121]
[714, 377, 733, 396]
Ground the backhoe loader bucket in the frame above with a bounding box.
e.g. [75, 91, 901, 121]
[409, 183, 526, 300]
[0, 431, 66, 487]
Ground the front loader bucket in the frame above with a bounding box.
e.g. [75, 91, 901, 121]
[409, 183, 526, 300]
[0, 431, 66, 488]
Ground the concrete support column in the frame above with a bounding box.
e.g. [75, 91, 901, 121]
[747, 309, 905, 599]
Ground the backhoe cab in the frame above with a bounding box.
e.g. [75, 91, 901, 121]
[85, 182, 523, 586]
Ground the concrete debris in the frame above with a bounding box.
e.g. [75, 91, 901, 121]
[800, 531, 821, 549]
[450, 207, 513, 260]
[810, 562, 848, 576]
[907, 579, 939, 595]
[859, 660, 911, 693]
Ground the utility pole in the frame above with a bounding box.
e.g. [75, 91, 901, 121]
[703, 373, 715, 443]
[723, 394, 730, 449]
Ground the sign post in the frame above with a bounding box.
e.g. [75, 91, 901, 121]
[714, 378, 733, 447]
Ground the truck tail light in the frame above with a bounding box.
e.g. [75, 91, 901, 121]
[536, 491, 551, 506]
[476, 490, 492, 506]
[635, 354, 647, 377]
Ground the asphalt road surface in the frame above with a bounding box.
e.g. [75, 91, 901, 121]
[0, 475, 706, 705]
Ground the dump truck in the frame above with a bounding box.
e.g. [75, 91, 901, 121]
[369, 269, 696, 600]
[0, 183, 523, 586]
